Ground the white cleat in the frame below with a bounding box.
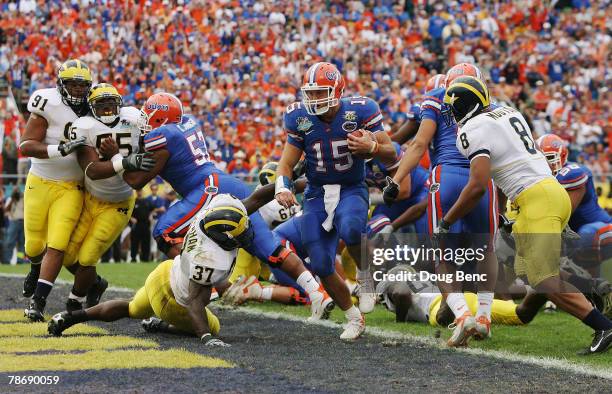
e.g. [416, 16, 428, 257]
[340, 314, 365, 340]
[355, 276, 376, 313]
[447, 312, 477, 347]
[234, 276, 263, 305]
[308, 289, 335, 321]
[223, 276, 247, 305]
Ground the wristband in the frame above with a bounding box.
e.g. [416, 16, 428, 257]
[47, 144, 62, 158]
[111, 153, 125, 173]
[275, 175, 294, 195]
[439, 219, 451, 230]
[368, 140, 379, 154]
[200, 333, 212, 342]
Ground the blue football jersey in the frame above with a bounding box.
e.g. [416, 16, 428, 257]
[419, 87, 469, 168]
[284, 97, 384, 187]
[406, 102, 421, 123]
[143, 114, 216, 197]
[556, 163, 611, 230]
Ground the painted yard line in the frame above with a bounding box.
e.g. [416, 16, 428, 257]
[0, 273, 134, 294]
[225, 306, 612, 381]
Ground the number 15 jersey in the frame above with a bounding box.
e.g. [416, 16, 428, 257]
[456, 106, 552, 201]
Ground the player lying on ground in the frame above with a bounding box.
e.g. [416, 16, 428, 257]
[440, 75, 612, 354]
[48, 190, 276, 346]
[378, 265, 545, 326]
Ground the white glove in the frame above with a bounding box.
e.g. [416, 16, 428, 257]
[378, 224, 394, 234]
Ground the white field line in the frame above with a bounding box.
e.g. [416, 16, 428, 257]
[2, 273, 610, 380]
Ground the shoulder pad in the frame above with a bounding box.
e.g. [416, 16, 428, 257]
[285, 101, 304, 115]
[557, 163, 588, 187]
[120, 106, 142, 118]
[72, 116, 98, 131]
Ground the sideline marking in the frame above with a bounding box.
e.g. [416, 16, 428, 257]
[0, 335, 157, 353]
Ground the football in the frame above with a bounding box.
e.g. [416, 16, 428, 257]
[348, 129, 375, 159]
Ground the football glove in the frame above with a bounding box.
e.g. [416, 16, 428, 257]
[123, 152, 155, 171]
[59, 136, 87, 156]
[201, 333, 231, 347]
[141, 317, 168, 333]
[382, 176, 399, 205]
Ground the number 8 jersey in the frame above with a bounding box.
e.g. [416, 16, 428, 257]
[456, 106, 553, 201]
[72, 106, 141, 202]
[27, 88, 83, 181]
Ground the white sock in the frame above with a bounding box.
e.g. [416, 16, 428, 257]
[344, 305, 361, 321]
[446, 293, 470, 318]
[476, 292, 494, 320]
[261, 287, 273, 301]
[68, 292, 86, 303]
[296, 271, 320, 295]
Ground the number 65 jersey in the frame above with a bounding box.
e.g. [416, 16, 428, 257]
[456, 106, 553, 201]
[170, 215, 236, 307]
[72, 106, 141, 202]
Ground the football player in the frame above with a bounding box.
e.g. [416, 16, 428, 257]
[115, 93, 330, 320]
[60, 83, 155, 312]
[275, 62, 396, 338]
[537, 134, 612, 276]
[20, 60, 92, 321]
[383, 63, 499, 346]
[442, 76, 612, 353]
[48, 193, 264, 346]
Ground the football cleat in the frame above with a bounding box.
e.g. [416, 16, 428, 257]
[355, 276, 376, 314]
[234, 276, 263, 305]
[141, 317, 167, 333]
[581, 328, 612, 355]
[308, 287, 334, 321]
[86, 277, 108, 308]
[447, 312, 477, 347]
[24, 296, 46, 322]
[48, 312, 76, 337]
[474, 315, 491, 340]
[223, 276, 247, 305]
[543, 301, 557, 313]
[22, 269, 39, 298]
[65, 298, 83, 313]
[340, 313, 365, 340]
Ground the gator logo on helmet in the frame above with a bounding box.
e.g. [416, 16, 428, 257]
[325, 71, 338, 81]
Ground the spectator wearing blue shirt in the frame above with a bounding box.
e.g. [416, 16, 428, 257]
[146, 183, 167, 222]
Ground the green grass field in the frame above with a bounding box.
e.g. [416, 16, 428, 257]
[1, 263, 610, 370]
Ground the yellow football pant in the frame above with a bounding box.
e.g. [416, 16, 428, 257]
[63, 192, 135, 267]
[128, 260, 220, 335]
[24, 173, 83, 256]
[229, 249, 271, 283]
[429, 292, 522, 326]
[512, 178, 571, 286]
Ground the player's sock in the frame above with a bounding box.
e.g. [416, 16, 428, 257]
[261, 287, 273, 301]
[68, 289, 86, 303]
[296, 271, 320, 295]
[34, 279, 53, 301]
[582, 308, 612, 331]
[446, 293, 470, 318]
[344, 305, 361, 321]
[476, 292, 494, 320]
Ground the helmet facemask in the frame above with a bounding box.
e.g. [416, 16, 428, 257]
[91, 96, 122, 124]
[301, 85, 339, 116]
[543, 150, 563, 175]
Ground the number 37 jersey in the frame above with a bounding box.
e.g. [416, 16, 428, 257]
[456, 106, 553, 201]
[72, 106, 141, 202]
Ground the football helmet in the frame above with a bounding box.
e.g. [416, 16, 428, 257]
[57, 59, 93, 108]
[425, 74, 447, 92]
[258, 162, 278, 186]
[301, 62, 345, 116]
[140, 92, 183, 133]
[536, 134, 568, 175]
[445, 63, 483, 85]
[199, 194, 253, 251]
[443, 76, 490, 126]
[88, 83, 122, 124]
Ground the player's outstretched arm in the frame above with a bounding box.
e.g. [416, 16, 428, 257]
[392, 119, 436, 185]
[123, 148, 170, 189]
[243, 179, 307, 214]
[442, 156, 491, 226]
[19, 114, 51, 158]
[391, 198, 428, 231]
[372, 130, 397, 167]
[391, 119, 419, 145]
[184, 280, 213, 338]
[275, 143, 302, 208]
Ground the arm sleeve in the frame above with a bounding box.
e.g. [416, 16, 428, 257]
[557, 165, 589, 190]
[419, 95, 442, 122]
[26, 90, 50, 120]
[283, 110, 304, 150]
[143, 129, 168, 152]
[361, 98, 384, 133]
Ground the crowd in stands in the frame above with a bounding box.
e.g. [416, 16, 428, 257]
[0, 0, 610, 261]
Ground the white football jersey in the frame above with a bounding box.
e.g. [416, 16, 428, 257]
[457, 106, 553, 201]
[26, 88, 83, 181]
[259, 197, 301, 227]
[170, 218, 237, 308]
[376, 265, 439, 323]
[72, 107, 141, 202]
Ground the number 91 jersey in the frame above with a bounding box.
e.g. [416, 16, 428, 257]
[456, 106, 552, 201]
[27, 88, 83, 181]
[170, 218, 236, 307]
[72, 106, 141, 202]
[284, 97, 384, 186]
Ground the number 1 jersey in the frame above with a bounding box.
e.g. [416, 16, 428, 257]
[143, 114, 216, 197]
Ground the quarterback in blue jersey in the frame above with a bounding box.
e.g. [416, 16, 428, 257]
[366, 142, 429, 233]
[383, 64, 499, 346]
[275, 62, 396, 339]
[537, 134, 612, 273]
[121, 92, 331, 322]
